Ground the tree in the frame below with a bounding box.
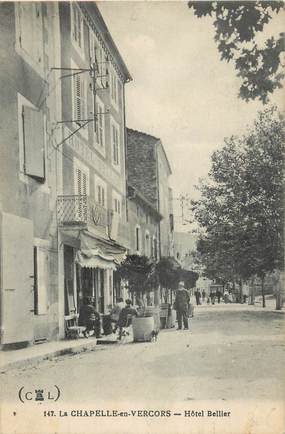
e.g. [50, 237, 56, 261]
[116, 254, 156, 305]
[180, 269, 199, 290]
[192, 107, 285, 307]
[155, 257, 181, 303]
[188, 1, 285, 103]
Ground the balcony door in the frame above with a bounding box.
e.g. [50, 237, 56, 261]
[74, 160, 89, 222]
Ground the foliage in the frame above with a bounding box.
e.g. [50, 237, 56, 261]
[155, 257, 181, 290]
[116, 254, 156, 297]
[188, 1, 285, 103]
[192, 107, 285, 306]
[180, 269, 199, 289]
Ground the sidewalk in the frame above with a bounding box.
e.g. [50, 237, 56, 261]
[0, 334, 117, 373]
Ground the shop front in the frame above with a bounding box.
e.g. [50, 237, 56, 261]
[62, 229, 126, 321]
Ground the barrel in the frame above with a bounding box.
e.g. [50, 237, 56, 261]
[144, 306, 160, 330]
[132, 316, 154, 342]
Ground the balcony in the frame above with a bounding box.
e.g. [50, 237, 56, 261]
[57, 195, 107, 230]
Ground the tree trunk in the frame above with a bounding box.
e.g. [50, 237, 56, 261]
[261, 275, 266, 308]
[274, 272, 282, 310]
[154, 286, 160, 306]
[249, 277, 255, 305]
[239, 280, 243, 303]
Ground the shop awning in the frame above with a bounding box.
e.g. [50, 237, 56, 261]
[74, 230, 127, 269]
[75, 249, 116, 270]
[80, 231, 126, 265]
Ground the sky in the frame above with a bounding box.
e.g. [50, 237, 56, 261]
[97, 1, 284, 229]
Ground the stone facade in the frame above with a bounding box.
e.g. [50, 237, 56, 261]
[126, 128, 174, 259]
[0, 2, 63, 345]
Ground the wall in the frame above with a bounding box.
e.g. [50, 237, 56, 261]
[127, 198, 159, 259]
[126, 129, 159, 208]
[0, 2, 62, 344]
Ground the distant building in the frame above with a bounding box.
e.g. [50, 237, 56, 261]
[127, 184, 162, 260]
[173, 232, 197, 270]
[126, 128, 174, 259]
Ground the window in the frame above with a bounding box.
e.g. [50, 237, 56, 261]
[33, 246, 48, 315]
[145, 231, 150, 257]
[16, 3, 43, 70]
[90, 33, 106, 87]
[111, 121, 120, 168]
[110, 68, 118, 106]
[74, 159, 89, 221]
[71, 3, 84, 55]
[114, 198, 121, 214]
[94, 97, 105, 153]
[97, 185, 105, 207]
[135, 226, 141, 253]
[22, 105, 45, 181]
[74, 159, 89, 196]
[113, 190, 122, 216]
[152, 236, 158, 260]
[94, 175, 107, 208]
[73, 71, 86, 124]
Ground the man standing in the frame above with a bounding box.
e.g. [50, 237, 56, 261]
[174, 281, 190, 330]
[194, 288, 201, 305]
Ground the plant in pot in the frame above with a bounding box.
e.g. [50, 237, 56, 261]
[116, 254, 158, 341]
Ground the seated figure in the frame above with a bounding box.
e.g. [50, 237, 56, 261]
[117, 299, 138, 340]
[78, 296, 101, 338]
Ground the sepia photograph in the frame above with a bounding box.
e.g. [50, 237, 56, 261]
[0, 1, 284, 433]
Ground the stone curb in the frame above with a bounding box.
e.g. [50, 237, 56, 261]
[0, 340, 100, 373]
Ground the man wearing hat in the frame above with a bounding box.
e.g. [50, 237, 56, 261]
[173, 281, 190, 330]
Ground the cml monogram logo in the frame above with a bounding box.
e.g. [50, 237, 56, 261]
[18, 386, 60, 403]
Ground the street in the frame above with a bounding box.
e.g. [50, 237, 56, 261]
[1, 304, 284, 404]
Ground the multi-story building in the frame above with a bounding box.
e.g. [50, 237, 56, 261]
[0, 2, 131, 347]
[126, 128, 174, 260]
[127, 184, 162, 260]
[0, 2, 63, 346]
[57, 2, 132, 318]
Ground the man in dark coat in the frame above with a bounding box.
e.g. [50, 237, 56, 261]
[174, 281, 190, 330]
[79, 296, 101, 338]
[117, 299, 138, 340]
[194, 289, 201, 305]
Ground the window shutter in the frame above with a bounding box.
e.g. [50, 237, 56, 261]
[34, 247, 48, 315]
[72, 3, 77, 42]
[23, 106, 45, 180]
[82, 172, 87, 196]
[34, 4, 43, 65]
[102, 187, 105, 207]
[112, 125, 116, 162]
[78, 14, 82, 48]
[76, 168, 82, 195]
[18, 4, 33, 54]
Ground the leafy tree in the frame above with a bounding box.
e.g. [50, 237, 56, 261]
[155, 257, 181, 303]
[188, 1, 285, 103]
[116, 254, 156, 304]
[180, 269, 199, 289]
[192, 107, 285, 307]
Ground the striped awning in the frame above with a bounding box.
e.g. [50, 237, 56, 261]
[74, 230, 127, 269]
[75, 249, 116, 270]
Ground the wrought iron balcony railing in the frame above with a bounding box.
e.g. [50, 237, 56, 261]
[57, 195, 107, 228]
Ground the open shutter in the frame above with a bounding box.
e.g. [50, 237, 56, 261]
[34, 4, 43, 65]
[0, 212, 34, 344]
[18, 4, 33, 54]
[23, 106, 45, 180]
[34, 247, 48, 315]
